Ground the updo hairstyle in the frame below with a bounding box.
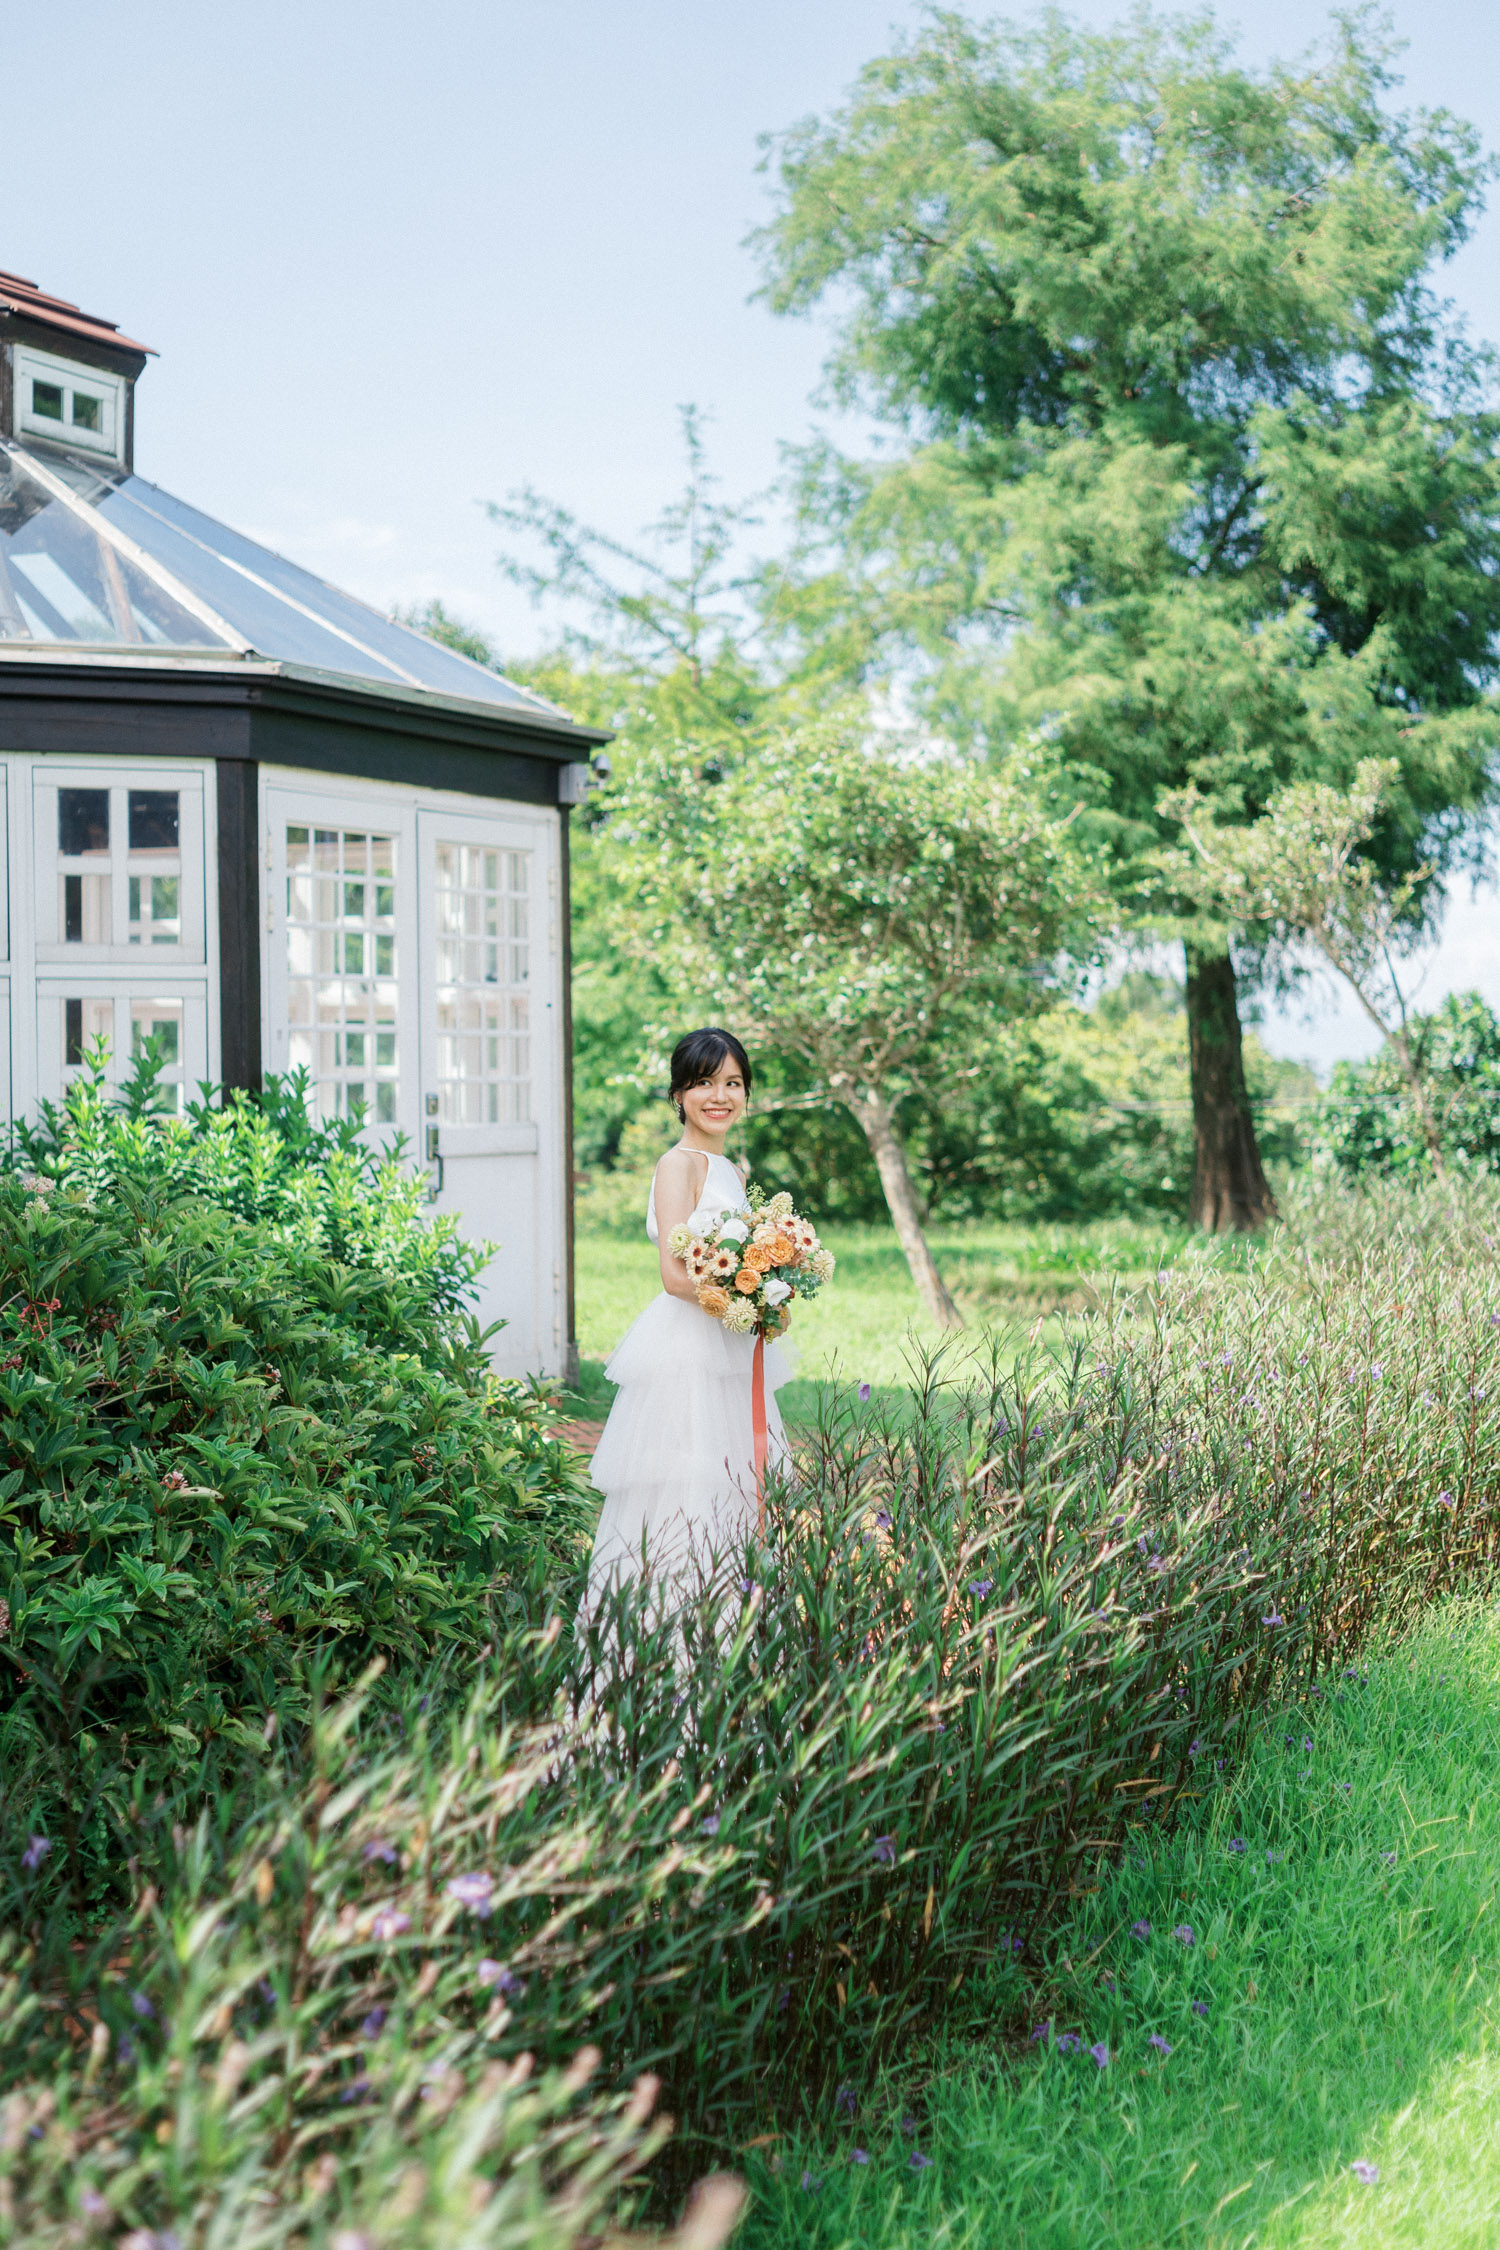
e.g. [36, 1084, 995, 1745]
[667, 1027, 753, 1124]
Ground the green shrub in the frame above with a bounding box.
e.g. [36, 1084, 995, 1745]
[1308, 990, 1500, 1179]
[0, 1062, 589, 1876]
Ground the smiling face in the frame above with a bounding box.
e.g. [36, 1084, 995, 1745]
[678, 1054, 747, 1144]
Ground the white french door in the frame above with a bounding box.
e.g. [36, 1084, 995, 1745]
[416, 808, 559, 1377]
[264, 780, 564, 1378]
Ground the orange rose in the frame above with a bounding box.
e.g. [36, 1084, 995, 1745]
[742, 1243, 774, 1274]
[734, 1269, 761, 1294]
[697, 1284, 731, 1318]
[770, 1234, 797, 1264]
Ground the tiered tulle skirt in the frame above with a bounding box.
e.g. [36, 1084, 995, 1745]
[585, 1293, 793, 1611]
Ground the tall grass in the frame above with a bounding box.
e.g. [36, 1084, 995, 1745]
[6, 1180, 1500, 2240]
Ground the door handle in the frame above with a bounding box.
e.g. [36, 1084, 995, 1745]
[425, 1123, 443, 1200]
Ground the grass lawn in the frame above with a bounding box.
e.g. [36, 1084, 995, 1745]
[738, 1599, 1500, 2249]
[572, 1215, 1192, 1423]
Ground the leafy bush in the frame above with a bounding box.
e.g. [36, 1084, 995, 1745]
[1309, 990, 1500, 1179]
[0, 1063, 589, 1875]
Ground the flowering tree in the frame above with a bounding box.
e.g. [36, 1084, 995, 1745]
[1163, 758, 1448, 1176]
[604, 722, 1097, 1325]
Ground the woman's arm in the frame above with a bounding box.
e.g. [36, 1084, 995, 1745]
[654, 1148, 709, 1302]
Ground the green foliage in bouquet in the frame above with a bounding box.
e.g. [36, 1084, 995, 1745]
[0, 1053, 590, 1885]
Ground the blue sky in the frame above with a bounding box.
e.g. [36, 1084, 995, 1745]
[10, 0, 1500, 1067]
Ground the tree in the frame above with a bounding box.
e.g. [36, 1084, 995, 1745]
[602, 722, 1097, 1325]
[755, 5, 1500, 1230]
[1164, 753, 1450, 1173]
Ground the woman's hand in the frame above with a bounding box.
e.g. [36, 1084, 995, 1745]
[653, 1148, 710, 1303]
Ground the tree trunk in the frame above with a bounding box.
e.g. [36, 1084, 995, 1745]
[1185, 944, 1278, 1234]
[846, 1085, 963, 1329]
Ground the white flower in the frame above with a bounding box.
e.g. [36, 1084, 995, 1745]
[767, 1192, 794, 1219]
[667, 1223, 694, 1257]
[762, 1277, 792, 1307]
[722, 1297, 757, 1333]
[719, 1218, 749, 1244]
[809, 1248, 835, 1282]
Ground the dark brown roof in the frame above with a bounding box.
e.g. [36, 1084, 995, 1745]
[0, 269, 154, 358]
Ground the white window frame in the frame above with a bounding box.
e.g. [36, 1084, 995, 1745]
[262, 781, 420, 1152]
[33, 766, 206, 966]
[417, 807, 542, 1159]
[35, 977, 210, 1113]
[13, 345, 127, 463]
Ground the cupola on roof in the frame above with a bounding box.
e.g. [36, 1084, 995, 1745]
[0, 268, 564, 724]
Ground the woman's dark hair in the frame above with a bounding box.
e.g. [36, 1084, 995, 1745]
[668, 1027, 752, 1121]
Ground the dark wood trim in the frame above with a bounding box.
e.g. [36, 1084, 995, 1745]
[249, 709, 563, 807]
[559, 806, 579, 1387]
[215, 759, 261, 1094]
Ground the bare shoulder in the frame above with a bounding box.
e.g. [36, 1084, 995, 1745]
[655, 1145, 708, 1197]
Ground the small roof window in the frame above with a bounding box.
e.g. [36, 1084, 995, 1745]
[14, 345, 125, 464]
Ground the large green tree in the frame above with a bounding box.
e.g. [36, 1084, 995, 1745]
[755, 5, 1500, 1228]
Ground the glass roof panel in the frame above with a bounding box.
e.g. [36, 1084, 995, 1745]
[97, 478, 547, 709]
[0, 443, 565, 721]
[0, 446, 235, 650]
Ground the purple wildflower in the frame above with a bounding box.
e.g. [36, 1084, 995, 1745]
[1029, 2021, 1052, 2045]
[130, 1990, 155, 2019]
[1055, 2033, 1081, 2053]
[900, 2115, 916, 2137]
[1381, 1851, 1397, 1865]
[1189, 1738, 1202, 1758]
[1130, 1919, 1152, 1940]
[362, 1839, 399, 1865]
[968, 1577, 994, 1597]
[361, 2007, 387, 2037]
[477, 1959, 525, 1996]
[909, 2152, 933, 2170]
[801, 2171, 821, 2192]
[1262, 1612, 1284, 1627]
[370, 1909, 410, 1942]
[339, 2075, 371, 2105]
[1438, 1491, 1454, 1508]
[1371, 1363, 1383, 1380]
[872, 1835, 896, 1867]
[700, 1815, 720, 1836]
[1192, 1999, 1209, 2017]
[1303, 1736, 1314, 1752]
[852, 2148, 870, 2164]
[875, 1509, 893, 1531]
[1266, 1850, 1283, 1864]
[79, 2187, 108, 2218]
[836, 2085, 856, 2115]
[445, 1872, 495, 1915]
[1350, 2161, 1379, 2184]
[1089, 2042, 1110, 2069]
[1148, 2034, 1172, 2056]
[1171, 1924, 1195, 1947]
[20, 1835, 50, 1873]
[1227, 1839, 1247, 1855]
[857, 1382, 871, 1402]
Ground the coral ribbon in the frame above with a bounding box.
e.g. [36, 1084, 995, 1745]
[752, 1328, 768, 1540]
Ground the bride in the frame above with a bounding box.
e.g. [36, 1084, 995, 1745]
[584, 1027, 794, 1611]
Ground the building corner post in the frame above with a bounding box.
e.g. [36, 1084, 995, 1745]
[559, 803, 580, 1391]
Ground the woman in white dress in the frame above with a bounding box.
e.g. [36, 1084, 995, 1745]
[584, 1028, 794, 1613]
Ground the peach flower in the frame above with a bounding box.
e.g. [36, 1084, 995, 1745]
[734, 1270, 761, 1294]
[697, 1284, 732, 1318]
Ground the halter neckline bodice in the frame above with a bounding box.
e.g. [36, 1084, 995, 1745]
[646, 1147, 748, 1244]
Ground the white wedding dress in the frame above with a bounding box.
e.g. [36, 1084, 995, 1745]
[584, 1149, 794, 1610]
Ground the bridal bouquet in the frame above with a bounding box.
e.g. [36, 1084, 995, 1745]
[669, 1188, 834, 1336]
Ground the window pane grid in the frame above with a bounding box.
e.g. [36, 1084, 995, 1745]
[56, 785, 186, 950]
[286, 825, 399, 1126]
[60, 994, 187, 1116]
[434, 842, 530, 1125]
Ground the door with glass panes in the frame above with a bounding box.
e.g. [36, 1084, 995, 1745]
[264, 786, 560, 1377]
[33, 765, 210, 1113]
[417, 808, 557, 1375]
